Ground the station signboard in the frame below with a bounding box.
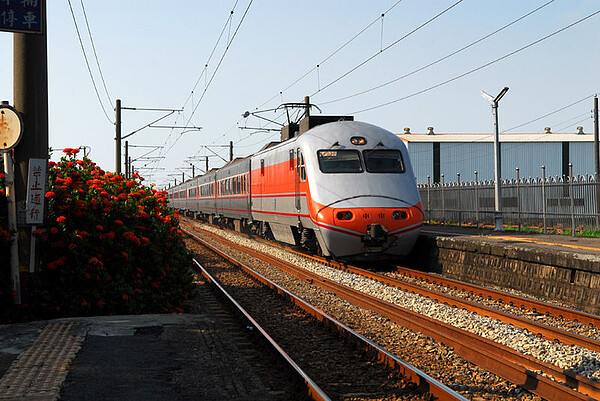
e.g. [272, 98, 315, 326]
[0, 0, 44, 34]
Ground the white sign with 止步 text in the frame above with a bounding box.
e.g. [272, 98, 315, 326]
[26, 158, 46, 225]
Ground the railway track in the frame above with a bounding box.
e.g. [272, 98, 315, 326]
[182, 219, 600, 400]
[185, 228, 465, 400]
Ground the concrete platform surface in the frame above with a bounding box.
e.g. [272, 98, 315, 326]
[0, 314, 272, 401]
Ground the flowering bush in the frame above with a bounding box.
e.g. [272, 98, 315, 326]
[30, 149, 194, 318]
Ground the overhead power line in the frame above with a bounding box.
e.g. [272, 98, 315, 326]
[67, 0, 113, 124]
[503, 94, 595, 132]
[352, 8, 600, 115]
[312, 0, 464, 97]
[256, 0, 405, 110]
[155, 0, 254, 173]
[80, 0, 112, 106]
[320, 0, 555, 106]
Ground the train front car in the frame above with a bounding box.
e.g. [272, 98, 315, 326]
[301, 121, 422, 259]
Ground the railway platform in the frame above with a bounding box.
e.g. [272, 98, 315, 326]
[412, 223, 600, 315]
[0, 310, 273, 400]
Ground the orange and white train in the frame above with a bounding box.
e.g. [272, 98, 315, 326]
[168, 120, 423, 260]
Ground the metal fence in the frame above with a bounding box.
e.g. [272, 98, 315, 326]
[418, 165, 600, 235]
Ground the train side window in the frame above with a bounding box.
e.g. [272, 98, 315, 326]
[261, 159, 265, 176]
[289, 149, 294, 170]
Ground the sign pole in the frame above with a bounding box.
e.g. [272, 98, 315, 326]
[3, 151, 20, 304]
[1, 102, 24, 305]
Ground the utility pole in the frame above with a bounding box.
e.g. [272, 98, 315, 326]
[115, 99, 122, 173]
[124, 140, 129, 178]
[229, 141, 233, 161]
[13, 0, 48, 289]
[481, 87, 509, 231]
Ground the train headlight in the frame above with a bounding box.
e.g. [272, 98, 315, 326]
[336, 211, 353, 220]
[393, 210, 408, 220]
[350, 136, 367, 145]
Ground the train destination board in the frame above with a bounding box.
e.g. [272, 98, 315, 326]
[0, 0, 44, 34]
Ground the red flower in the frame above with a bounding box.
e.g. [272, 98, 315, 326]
[45, 191, 56, 198]
[62, 148, 80, 156]
[122, 294, 129, 300]
[56, 216, 67, 223]
[50, 227, 59, 234]
[114, 219, 123, 226]
[81, 300, 88, 307]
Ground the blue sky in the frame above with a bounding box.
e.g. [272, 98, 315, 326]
[0, 1, 598, 188]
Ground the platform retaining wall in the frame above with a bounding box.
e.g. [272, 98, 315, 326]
[409, 235, 600, 315]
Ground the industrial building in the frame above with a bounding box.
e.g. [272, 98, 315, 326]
[397, 126, 595, 184]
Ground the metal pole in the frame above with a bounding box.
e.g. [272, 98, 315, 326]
[492, 101, 503, 231]
[441, 174, 445, 226]
[594, 95, 599, 228]
[516, 167, 521, 232]
[191, 164, 195, 177]
[3, 152, 20, 304]
[457, 173, 461, 227]
[229, 141, 233, 161]
[542, 165, 547, 234]
[569, 163, 575, 236]
[115, 99, 122, 173]
[427, 175, 431, 224]
[124, 140, 129, 178]
[205, 156, 209, 173]
[474, 171, 479, 227]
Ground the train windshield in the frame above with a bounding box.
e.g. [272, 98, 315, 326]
[317, 150, 363, 173]
[363, 149, 405, 173]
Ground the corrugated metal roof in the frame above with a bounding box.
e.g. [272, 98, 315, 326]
[397, 132, 594, 143]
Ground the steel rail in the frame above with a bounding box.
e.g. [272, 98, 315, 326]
[184, 225, 598, 400]
[247, 233, 600, 351]
[301, 258, 600, 353]
[186, 228, 467, 401]
[391, 264, 600, 328]
[192, 258, 331, 401]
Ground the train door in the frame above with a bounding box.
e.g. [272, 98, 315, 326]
[246, 160, 251, 214]
[295, 148, 306, 212]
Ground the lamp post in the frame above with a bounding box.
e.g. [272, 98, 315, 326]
[481, 87, 509, 231]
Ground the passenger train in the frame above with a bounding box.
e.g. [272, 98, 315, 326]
[168, 118, 423, 260]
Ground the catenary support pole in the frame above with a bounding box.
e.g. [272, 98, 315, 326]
[115, 99, 122, 174]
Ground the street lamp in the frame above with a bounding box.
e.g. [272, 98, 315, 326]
[481, 86, 509, 231]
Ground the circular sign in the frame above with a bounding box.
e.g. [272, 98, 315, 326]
[0, 105, 23, 152]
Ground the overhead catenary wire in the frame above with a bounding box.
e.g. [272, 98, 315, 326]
[80, 0, 112, 107]
[503, 94, 595, 132]
[67, 0, 113, 124]
[320, 0, 555, 106]
[311, 0, 464, 98]
[253, 0, 405, 111]
[152, 0, 253, 185]
[351, 9, 600, 115]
